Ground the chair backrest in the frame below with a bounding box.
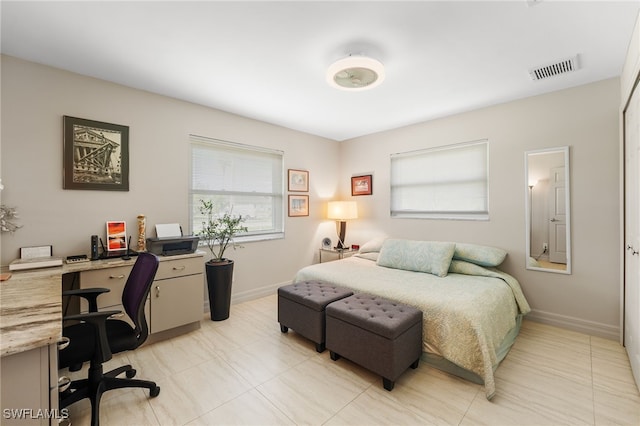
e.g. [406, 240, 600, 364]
[121, 252, 159, 344]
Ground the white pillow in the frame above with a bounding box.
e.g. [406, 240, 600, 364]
[355, 252, 379, 262]
[376, 239, 455, 277]
[358, 237, 387, 254]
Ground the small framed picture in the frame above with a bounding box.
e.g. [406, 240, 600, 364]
[288, 169, 309, 192]
[63, 116, 129, 191]
[288, 195, 309, 217]
[106, 221, 127, 251]
[351, 174, 372, 196]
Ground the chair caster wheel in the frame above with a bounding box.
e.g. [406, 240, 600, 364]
[126, 369, 136, 378]
[150, 386, 160, 398]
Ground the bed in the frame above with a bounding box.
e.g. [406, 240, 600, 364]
[294, 238, 531, 399]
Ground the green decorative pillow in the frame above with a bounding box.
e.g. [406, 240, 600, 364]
[453, 243, 507, 267]
[448, 259, 490, 275]
[377, 239, 455, 277]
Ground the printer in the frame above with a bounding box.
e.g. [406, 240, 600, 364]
[146, 235, 199, 256]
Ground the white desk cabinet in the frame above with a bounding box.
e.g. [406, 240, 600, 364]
[149, 256, 203, 333]
[77, 253, 204, 334]
[0, 344, 61, 425]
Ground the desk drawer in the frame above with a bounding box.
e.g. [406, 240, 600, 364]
[79, 266, 131, 311]
[155, 257, 202, 280]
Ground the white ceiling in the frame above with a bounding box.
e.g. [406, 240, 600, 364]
[2, 1, 639, 141]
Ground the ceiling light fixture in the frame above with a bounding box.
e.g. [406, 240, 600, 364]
[327, 55, 385, 90]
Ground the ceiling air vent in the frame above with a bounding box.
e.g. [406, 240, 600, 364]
[529, 56, 579, 81]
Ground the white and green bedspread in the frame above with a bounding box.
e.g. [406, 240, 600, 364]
[295, 255, 531, 399]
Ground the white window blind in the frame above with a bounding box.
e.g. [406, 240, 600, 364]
[390, 140, 489, 220]
[190, 135, 284, 241]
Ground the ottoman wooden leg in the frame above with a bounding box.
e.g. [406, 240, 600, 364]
[315, 342, 326, 353]
[330, 351, 340, 361]
[411, 359, 419, 369]
[280, 324, 288, 333]
[383, 378, 395, 391]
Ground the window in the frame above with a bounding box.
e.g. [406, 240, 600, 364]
[390, 140, 489, 220]
[190, 135, 284, 241]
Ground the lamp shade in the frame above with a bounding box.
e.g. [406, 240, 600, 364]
[327, 201, 358, 220]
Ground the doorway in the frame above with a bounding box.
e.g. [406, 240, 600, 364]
[624, 76, 640, 388]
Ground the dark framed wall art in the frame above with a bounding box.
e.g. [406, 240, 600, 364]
[351, 174, 372, 196]
[63, 116, 129, 191]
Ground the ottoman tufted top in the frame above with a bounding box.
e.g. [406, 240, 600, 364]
[326, 293, 422, 340]
[278, 281, 354, 311]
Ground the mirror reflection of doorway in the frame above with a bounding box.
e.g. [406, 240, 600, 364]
[525, 147, 570, 273]
[548, 166, 567, 264]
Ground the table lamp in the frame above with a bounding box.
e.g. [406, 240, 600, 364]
[327, 201, 358, 249]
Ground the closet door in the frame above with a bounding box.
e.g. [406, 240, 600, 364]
[624, 79, 640, 387]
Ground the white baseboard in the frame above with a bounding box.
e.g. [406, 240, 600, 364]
[527, 309, 620, 341]
[203, 280, 291, 313]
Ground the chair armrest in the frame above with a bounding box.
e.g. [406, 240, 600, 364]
[63, 287, 110, 312]
[63, 310, 121, 323]
[63, 310, 121, 363]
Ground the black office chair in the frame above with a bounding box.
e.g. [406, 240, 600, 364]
[59, 252, 161, 426]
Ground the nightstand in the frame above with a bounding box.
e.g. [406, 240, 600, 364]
[319, 248, 357, 263]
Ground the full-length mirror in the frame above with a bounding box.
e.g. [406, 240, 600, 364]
[525, 146, 571, 274]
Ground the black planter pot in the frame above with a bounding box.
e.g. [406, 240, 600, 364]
[205, 260, 234, 321]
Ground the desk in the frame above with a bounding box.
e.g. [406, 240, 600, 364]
[0, 267, 63, 357]
[1, 265, 68, 425]
[1, 251, 205, 357]
[0, 252, 204, 425]
[1, 257, 140, 358]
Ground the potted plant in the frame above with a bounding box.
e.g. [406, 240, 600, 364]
[197, 199, 247, 321]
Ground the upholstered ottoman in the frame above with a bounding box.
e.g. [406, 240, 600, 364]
[326, 293, 422, 391]
[278, 281, 353, 352]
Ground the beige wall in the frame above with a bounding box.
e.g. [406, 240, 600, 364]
[340, 78, 621, 338]
[0, 55, 623, 338]
[0, 55, 341, 301]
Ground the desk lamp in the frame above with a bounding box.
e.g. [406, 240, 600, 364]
[327, 201, 358, 250]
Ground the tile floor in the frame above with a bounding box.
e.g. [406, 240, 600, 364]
[63, 294, 640, 425]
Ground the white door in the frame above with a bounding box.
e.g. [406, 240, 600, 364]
[624, 80, 640, 388]
[549, 166, 567, 264]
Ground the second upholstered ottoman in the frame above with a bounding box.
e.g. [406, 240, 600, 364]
[326, 293, 422, 391]
[278, 281, 353, 352]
